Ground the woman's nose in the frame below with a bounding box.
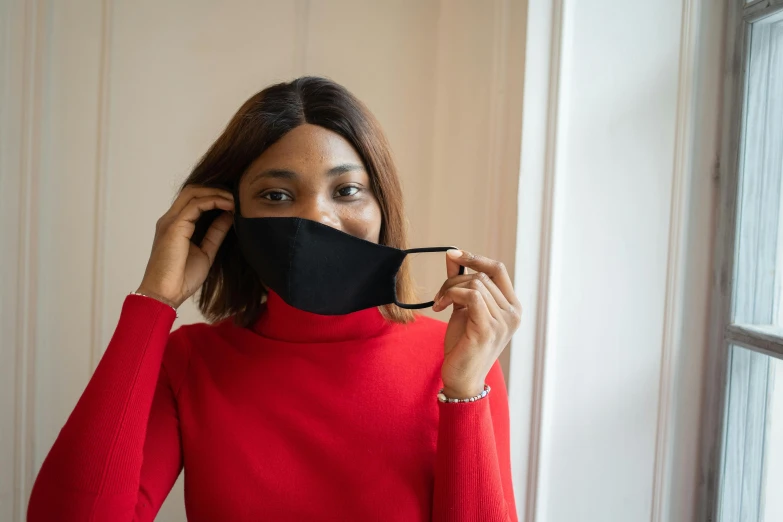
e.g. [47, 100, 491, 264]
[298, 202, 341, 231]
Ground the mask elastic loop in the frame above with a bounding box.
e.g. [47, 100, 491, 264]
[393, 246, 465, 309]
[232, 181, 242, 217]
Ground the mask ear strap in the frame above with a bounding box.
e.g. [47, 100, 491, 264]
[393, 246, 465, 309]
[232, 180, 242, 217]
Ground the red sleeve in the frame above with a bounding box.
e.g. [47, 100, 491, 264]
[433, 359, 518, 522]
[27, 294, 185, 522]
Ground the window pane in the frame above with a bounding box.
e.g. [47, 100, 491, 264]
[733, 14, 783, 329]
[719, 345, 776, 522]
[764, 355, 783, 520]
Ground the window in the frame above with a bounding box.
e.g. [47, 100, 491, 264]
[714, 2, 783, 521]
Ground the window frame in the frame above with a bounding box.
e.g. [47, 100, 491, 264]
[705, 1, 783, 521]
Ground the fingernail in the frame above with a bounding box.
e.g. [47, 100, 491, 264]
[447, 249, 463, 259]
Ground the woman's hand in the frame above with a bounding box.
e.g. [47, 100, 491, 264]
[432, 249, 522, 399]
[136, 185, 235, 309]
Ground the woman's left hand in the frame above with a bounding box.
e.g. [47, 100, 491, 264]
[432, 249, 522, 399]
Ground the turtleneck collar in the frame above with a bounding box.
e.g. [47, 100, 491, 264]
[252, 289, 395, 343]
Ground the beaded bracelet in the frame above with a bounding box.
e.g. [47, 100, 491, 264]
[437, 384, 491, 404]
[129, 291, 179, 319]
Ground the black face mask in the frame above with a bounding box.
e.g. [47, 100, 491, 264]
[232, 192, 464, 316]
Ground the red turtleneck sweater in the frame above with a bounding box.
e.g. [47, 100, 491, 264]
[28, 291, 517, 521]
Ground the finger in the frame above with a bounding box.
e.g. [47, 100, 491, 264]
[445, 249, 464, 279]
[435, 275, 504, 322]
[434, 274, 500, 313]
[168, 185, 234, 217]
[469, 271, 511, 314]
[199, 211, 234, 264]
[440, 287, 493, 341]
[433, 273, 475, 302]
[169, 196, 235, 239]
[434, 270, 511, 309]
[470, 269, 521, 329]
[446, 249, 519, 308]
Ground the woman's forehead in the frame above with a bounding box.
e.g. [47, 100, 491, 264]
[253, 124, 364, 171]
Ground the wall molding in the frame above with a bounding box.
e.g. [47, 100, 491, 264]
[508, 0, 565, 520]
[650, 0, 702, 520]
[484, 0, 512, 270]
[6, 0, 46, 519]
[526, 2, 564, 521]
[90, 0, 114, 371]
[484, 0, 526, 387]
[423, 0, 526, 383]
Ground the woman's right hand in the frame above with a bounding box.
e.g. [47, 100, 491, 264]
[136, 185, 235, 310]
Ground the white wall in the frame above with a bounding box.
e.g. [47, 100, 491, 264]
[2, 0, 728, 521]
[0, 1, 523, 520]
[509, 0, 723, 521]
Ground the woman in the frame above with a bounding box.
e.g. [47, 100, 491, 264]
[28, 76, 521, 521]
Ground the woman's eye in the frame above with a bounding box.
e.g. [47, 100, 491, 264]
[337, 186, 360, 198]
[261, 191, 291, 202]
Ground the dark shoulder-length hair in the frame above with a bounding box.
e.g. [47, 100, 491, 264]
[181, 76, 418, 328]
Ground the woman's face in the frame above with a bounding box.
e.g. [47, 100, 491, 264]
[238, 123, 383, 244]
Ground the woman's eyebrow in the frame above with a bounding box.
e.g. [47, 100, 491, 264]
[249, 163, 365, 184]
[251, 169, 298, 183]
[327, 163, 365, 176]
